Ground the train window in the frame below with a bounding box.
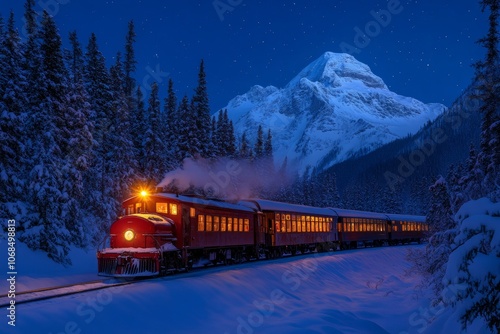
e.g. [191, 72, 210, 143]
[156, 203, 168, 214]
[169, 203, 178, 215]
[297, 219, 302, 232]
[206, 215, 213, 232]
[127, 205, 134, 215]
[213, 216, 220, 232]
[190, 207, 196, 218]
[244, 219, 250, 232]
[227, 218, 233, 232]
[135, 202, 142, 213]
[302, 219, 306, 232]
[292, 219, 297, 232]
[198, 215, 205, 232]
[275, 220, 280, 232]
[276, 213, 280, 221]
[286, 219, 291, 233]
[239, 218, 244, 232]
[221, 217, 227, 232]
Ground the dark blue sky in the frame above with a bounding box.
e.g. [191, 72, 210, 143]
[5, 0, 489, 112]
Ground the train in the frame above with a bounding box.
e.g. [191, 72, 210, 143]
[97, 191, 428, 277]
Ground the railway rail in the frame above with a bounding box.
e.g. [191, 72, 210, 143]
[0, 279, 135, 308]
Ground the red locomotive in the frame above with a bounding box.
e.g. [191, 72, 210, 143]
[97, 191, 427, 277]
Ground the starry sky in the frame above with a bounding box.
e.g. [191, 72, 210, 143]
[5, 0, 489, 112]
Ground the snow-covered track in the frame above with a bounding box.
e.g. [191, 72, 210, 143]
[0, 279, 136, 307]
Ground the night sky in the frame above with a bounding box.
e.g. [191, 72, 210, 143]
[5, 0, 489, 112]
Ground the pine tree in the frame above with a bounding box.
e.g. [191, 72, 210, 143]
[177, 95, 197, 161]
[239, 131, 253, 160]
[60, 30, 94, 247]
[124, 20, 136, 98]
[473, 0, 500, 194]
[0, 12, 27, 219]
[83, 32, 115, 228]
[143, 82, 166, 183]
[21, 11, 71, 264]
[209, 116, 218, 158]
[254, 125, 264, 159]
[164, 79, 179, 166]
[108, 53, 136, 200]
[227, 119, 237, 157]
[192, 59, 211, 157]
[409, 176, 456, 300]
[132, 86, 147, 174]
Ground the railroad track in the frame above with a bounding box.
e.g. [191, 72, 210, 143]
[0, 279, 136, 307]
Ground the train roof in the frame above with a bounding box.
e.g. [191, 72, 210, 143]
[328, 208, 389, 220]
[239, 199, 335, 216]
[154, 193, 256, 213]
[384, 213, 426, 222]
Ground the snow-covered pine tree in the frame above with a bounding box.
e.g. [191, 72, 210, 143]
[442, 198, 499, 332]
[108, 53, 137, 202]
[209, 116, 218, 158]
[58, 30, 95, 248]
[21, 11, 72, 264]
[238, 131, 253, 161]
[83, 33, 116, 228]
[412, 176, 456, 297]
[163, 79, 179, 167]
[215, 110, 226, 156]
[254, 125, 264, 159]
[436, 2, 500, 330]
[177, 95, 198, 161]
[143, 82, 166, 183]
[227, 119, 237, 158]
[0, 12, 28, 221]
[472, 0, 500, 196]
[192, 59, 211, 158]
[132, 86, 147, 175]
[123, 20, 136, 98]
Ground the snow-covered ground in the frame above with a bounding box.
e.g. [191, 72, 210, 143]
[0, 242, 491, 334]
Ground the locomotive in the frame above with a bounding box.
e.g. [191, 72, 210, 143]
[97, 191, 428, 277]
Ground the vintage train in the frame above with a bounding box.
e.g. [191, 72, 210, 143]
[97, 192, 428, 277]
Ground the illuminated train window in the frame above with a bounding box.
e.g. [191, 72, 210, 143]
[227, 218, 233, 232]
[206, 215, 213, 231]
[156, 203, 168, 214]
[169, 203, 178, 215]
[213, 216, 220, 232]
[198, 215, 205, 231]
[221, 217, 227, 231]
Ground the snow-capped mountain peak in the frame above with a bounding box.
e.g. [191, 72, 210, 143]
[220, 52, 446, 172]
[287, 52, 387, 90]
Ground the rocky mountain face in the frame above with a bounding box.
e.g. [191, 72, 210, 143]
[220, 52, 446, 172]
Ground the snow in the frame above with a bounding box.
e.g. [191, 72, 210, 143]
[0, 240, 492, 334]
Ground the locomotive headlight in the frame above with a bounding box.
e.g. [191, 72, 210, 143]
[124, 230, 135, 241]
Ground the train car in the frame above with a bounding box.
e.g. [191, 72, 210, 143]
[240, 199, 337, 258]
[386, 213, 427, 245]
[330, 208, 389, 249]
[98, 192, 257, 276]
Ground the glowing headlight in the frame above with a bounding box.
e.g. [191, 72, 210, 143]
[124, 230, 135, 241]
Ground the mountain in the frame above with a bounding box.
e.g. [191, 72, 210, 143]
[219, 52, 447, 172]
